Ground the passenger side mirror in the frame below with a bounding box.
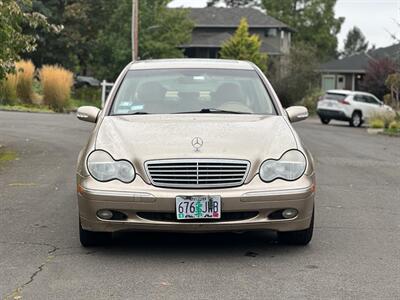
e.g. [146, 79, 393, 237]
[77, 106, 100, 123]
[286, 106, 309, 123]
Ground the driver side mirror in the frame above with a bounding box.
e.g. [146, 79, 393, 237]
[77, 106, 100, 123]
[286, 106, 309, 123]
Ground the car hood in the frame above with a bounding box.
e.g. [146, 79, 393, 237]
[95, 114, 297, 179]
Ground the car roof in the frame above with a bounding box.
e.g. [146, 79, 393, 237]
[129, 59, 255, 70]
[325, 89, 354, 95]
[326, 90, 376, 97]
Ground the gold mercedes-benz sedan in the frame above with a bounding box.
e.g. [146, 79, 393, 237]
[76, 59, 315, 247]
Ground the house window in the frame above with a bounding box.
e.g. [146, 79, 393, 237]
[265, 28, 277, 37]
[281, 30, 285, 39]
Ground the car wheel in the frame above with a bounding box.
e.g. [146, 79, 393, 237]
[79, 219, 112, 247]
[320, 117, 330, 124]
[350, 112, 362, 127]
[277, 210, 314, 246]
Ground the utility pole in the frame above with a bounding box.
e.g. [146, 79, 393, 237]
[132, 0, 139, 61]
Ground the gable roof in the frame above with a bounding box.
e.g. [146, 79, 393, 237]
[180, 31, 281, 54]
[189, 7, 291, 30]
[319, 43, 400, 73]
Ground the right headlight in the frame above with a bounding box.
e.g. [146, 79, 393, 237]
[87, 150, 135, 183]
[260, 150, 306, 182]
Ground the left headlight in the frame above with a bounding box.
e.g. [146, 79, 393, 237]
[260, 150, 306, 182]
[87, 150, 135, 183]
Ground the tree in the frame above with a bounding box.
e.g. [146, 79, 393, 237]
[0, 0, 57, 79]
[25, 0, 115, 74]
[271, 42, 319, 107]
[219, 18, 268, 71]
[93, 0, 194, 80]
[361, 58, 397, 100]
[262, 0, 344, 60]
[342, 26, 369, 57]
[385, 73, 400, 109]
[207, 0, 259, 7]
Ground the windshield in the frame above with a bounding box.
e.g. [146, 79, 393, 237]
[111, 69, 276, 115]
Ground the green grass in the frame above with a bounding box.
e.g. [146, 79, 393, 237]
[0, 104, 53, 113]
[69, 97, 101, 110]
[382, 128, 400, 137]
[0, 149, 17, 163]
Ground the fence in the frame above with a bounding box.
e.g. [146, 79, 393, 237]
[100, 80, 115, 108]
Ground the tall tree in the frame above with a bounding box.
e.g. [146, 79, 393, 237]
[219, 18, 268, 71]
[25, 0, 114, 74]
[262, 0, 344, 60]
[93, 0, 194, 80]
[0, 0, 56, 79]
[342, 26, 369, 57]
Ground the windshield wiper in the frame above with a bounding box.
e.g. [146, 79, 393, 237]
[128, 111, 151, 115]
[175, 108, 249, 114]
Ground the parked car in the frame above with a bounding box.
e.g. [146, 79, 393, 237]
[74, 75, 100, 88]
[317, 89, 394, 127]
[76, 59, 315, 247]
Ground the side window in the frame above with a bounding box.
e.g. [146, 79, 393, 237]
[368, 96, 380, 105]
[354, 94, 364, 102]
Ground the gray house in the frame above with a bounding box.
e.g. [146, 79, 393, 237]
[319, 44, 400, 91]
[181, 7, 293, 61]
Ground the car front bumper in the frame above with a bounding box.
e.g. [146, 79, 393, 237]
[77, 174, 315, 233]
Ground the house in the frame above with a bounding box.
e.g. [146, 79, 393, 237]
[319, 44, 400, 91]
[181, 7, 293, 60]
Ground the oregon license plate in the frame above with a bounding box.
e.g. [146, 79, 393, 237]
[176, 196, 221, 220]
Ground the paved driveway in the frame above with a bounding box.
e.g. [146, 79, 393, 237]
[0, 112, 399, 299]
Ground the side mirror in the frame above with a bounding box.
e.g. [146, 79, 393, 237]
[77, 106, 100, 123]
[286, 106, 309, 123]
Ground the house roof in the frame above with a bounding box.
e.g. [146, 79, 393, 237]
[189, 7, 291, 30]
[319, 43, 400, 73]
[181, 31, 281, 55]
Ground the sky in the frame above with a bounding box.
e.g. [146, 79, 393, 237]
[169, 0, 400, 51]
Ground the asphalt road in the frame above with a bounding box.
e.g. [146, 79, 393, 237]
[0, 111, 399, 300]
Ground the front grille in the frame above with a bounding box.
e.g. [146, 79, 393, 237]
[137, 211, 258, 222]
[145, 159, 250, 188]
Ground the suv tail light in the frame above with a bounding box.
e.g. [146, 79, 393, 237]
[339, 98, 350, 105]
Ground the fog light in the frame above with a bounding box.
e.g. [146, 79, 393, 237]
[282, 208, 298, 219]
[97, 209, 113, 220]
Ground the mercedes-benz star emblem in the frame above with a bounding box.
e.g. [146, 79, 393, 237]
[191, 137, 203, 152]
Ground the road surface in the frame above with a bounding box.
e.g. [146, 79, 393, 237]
[0, 111, 399, 299]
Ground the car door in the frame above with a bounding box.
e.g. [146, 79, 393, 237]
[364, 95, 383, 117]
[353, 94, 369, 117]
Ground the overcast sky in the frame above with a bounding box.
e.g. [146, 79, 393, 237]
[169, 0, 400, 50]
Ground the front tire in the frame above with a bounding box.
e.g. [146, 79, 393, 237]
[320, 117, 330, 124]
[79, 219, 112, 247]
[350, 111, 362, 127]
[278, 210, 314, 245]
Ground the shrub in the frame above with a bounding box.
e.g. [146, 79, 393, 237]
[388, 121, 400, 130]
[369, 119, 385, 129]
[300, 89, 324, 115]
[15, 60, 35, 103]
[40, 65, 73, 112]
[0, 73, 18, 105]
[72, 86, 101, 106]
[368, 112, 395, 129]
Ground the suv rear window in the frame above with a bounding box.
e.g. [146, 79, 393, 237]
[323, 93, 348, 101]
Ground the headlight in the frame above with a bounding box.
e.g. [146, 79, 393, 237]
[87, 150, 135, 183]
[260, 150, 306, 182]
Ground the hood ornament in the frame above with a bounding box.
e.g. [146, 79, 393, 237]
[191, 137, 203, 152]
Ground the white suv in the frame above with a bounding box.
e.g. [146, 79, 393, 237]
[316, 90, 394, 127]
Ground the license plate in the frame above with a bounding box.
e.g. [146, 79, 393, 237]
[176, 195, 221, 220]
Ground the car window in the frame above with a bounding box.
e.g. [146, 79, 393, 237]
[111, 69, 276, 115]
[353, 94, 365, 102]
[323, 93, 347, 101]
[365, 96, 380, 105]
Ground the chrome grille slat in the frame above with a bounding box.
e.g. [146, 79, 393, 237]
[145, 159, 250, 188]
